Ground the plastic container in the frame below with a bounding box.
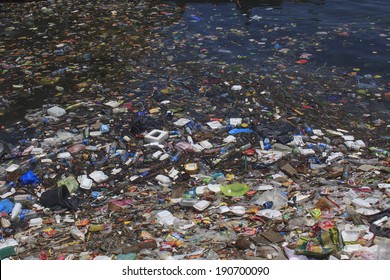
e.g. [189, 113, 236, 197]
[155, 210, 177, 226]
[0, 181, 15, 195]
[28, 217, 43, 227]
[89, 171, 108, 183]
[144, 129, 169, 143]
[179, 198, 198, 207]
[155, 174, 172, 187]
[193, 200, 211, 211]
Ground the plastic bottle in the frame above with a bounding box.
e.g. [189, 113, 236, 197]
[304, 123, 313, 136]
[18, 210, 39, 221]
[171, 150, 184, 163]
[317, 143, 332, 151]
[341, 164, 351, 181]
[171, 141, 192, 163]
[195, 122, 208, 132]
[13, 194, 37, 205]
[10, 203, 22, 221]
[263, 138, 271, 150]
[109, 141, 117, 154]
[84, 127, 90, 138]
[219, 142, 236, 154]
[0, 181, 15, 195]
[185, 125, 192, 135]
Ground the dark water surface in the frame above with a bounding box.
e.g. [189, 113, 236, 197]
[170, 0, 389, 74]
[0, 0, 389, 145]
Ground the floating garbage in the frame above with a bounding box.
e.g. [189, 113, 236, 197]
[0, 0, 389, 262]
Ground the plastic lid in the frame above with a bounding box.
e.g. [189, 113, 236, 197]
[220, 183, 250, 197]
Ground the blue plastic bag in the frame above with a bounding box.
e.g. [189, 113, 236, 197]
[20, 170, 40, 185]
[0, 199, 14, 214]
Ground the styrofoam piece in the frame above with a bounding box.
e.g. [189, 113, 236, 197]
[195, 185, 207, 195]
[104, 100, 121, 108]
[299, 148, 315, 155]
[207, 121, 223, 129]
[256, 209, 282, 219]
[230, 206, 246, 216]
[229, 118, 242, 126]
[155, 174, 172, 187]
[219, 205, 230, 213]
[252, 184, 274, 191]
[199, 140, 213, 149]
[78, 175, 93, 190]
[231, 85, 242, 91]
[355, 140, 366, 148]
[89, 171, 108, 183]
[29, 217, 43, 227]
[336, 128, 349, 133]
[6, 164, 20, 172]
[344, 140, 354, 148]
[179, 198, 198, 207]
[342, 135, 355, 141]
[30, 148, 44, 155]
[342, 230, 361, 242]
[144, 129, 169, 144]
[223, 135, 236, 143]
[326, 129, 344, 136]
[326, 152, 344, 164]
[207, 184, 221, 193]
[193, 200, 211, 211]
[191, 144, 204, 152]
[312, 129, 324, 136]
[156, 210, 177, 226]
[173, 118, 191, 127]
[152, 150, 163, 159]
[47, 106, 66, 118]
[159, 153, 170, 161]
[290, 135, 305, 147]
[130, 175, 139, 181]
[168, 167, 179, 179]
[57, 152, 72, 159]
[89, 131, 102, 137]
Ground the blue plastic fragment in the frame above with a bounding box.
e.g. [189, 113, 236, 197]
[100, 124, 110, 133]
[228, 128, 254, 135]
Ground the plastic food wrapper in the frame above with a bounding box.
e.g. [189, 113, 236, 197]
[294, 220, 343, 257]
